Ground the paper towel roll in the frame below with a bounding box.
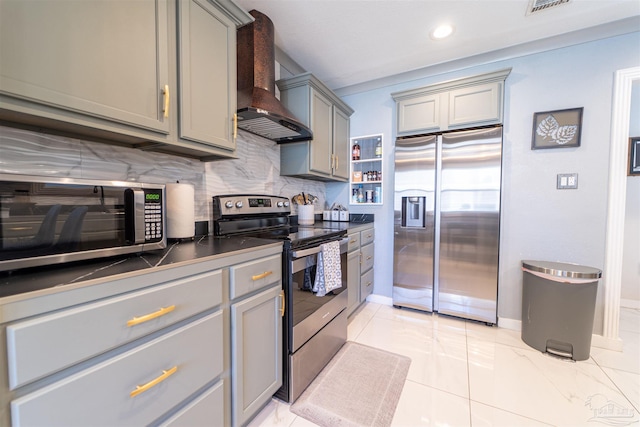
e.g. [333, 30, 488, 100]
[166, 183, 195, 239]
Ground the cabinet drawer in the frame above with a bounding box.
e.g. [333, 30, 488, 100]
[360, 268, 374, 302]
[11, 312, 223, 427]
[360, 228, 375, 246]
[361, 243, 374, 273]
[229, 254, 281, 300]
[7, 269, 222, 390]
[160, 380, 224, 427]
[347, 232, 360, 253]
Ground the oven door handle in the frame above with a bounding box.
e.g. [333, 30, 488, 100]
[291, 237, 349, 259]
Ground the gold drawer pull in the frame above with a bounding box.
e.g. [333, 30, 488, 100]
[233, 113, 238, 140]
[280, 290, 285, 317]
[127, 305, 176, 327]
[252, 271, 273, 281]
[366, 256, 372, 260]
[162, 85, 170, 118]
[130, 366, 177, 398]
[366, 281, 372, 287]
[349, 239, 357, 244]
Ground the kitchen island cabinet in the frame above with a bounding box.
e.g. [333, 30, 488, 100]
[0, 242, 283, 427]
[277, 73, 354, 181]
[0, 0, 252, 161]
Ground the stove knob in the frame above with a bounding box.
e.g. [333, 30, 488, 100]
[224, 201, 233, 209]
[277, 201, 284, 208]
[283, 201, 290, 207]
[235, 201, 243, 208]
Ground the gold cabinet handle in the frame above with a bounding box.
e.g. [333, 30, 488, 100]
[233, 113, 238, 140]
[127, 305, 175, 327]
[130, 366, 177, 398]
[366, 256, 372, 260]
[335, 155, 339, 170]
[349, 239, 357, 244]
[162, 85, 170, 118]
[279, 290, 285, 317]
[252, 271, 273, 281]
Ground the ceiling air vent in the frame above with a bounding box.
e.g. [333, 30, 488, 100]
[526, 0, 571, 15]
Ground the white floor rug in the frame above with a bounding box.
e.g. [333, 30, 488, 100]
[290, 341, 411, 427]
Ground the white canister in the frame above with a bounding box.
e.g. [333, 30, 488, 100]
[298, 204, 315, 225]
[166, 183, 195, 239]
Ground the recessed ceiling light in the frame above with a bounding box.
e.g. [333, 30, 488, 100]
[430, 24, 454, 40]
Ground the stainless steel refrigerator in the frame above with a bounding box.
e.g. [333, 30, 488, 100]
[393, 126, 502, 324]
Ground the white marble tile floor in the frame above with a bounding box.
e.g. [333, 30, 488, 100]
[248, 303, 640, 427]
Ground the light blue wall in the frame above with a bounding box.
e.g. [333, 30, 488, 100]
[331, 32, 640, 331]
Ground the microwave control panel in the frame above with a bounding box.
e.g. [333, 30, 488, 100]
[144, 190, 163, 241]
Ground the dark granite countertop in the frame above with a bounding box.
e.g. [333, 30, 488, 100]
[0, 217, 374, 301]
[0, 235, 280, 300]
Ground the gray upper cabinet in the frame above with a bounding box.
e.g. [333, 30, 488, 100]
[0, 0, 252, 161]
[392, 68, 511, 137]
[277, 73, 354, 182]
[0, 0, 171, 134]
[177, 0, 246, 153]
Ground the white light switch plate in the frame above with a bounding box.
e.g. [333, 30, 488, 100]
[557, 173, 578, 189]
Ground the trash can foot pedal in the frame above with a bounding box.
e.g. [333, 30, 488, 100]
[546, 340, 574, 360]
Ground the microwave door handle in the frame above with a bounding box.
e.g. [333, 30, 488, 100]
[125, 189, 146, 244]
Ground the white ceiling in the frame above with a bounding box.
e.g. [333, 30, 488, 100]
[233, 0, 640, 94]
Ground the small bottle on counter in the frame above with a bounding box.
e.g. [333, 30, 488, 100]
[352, 142, 360, 160]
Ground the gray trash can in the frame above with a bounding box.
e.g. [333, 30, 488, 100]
[521, 260, 602, 361]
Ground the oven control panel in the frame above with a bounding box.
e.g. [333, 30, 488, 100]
[213, 195, 291, 219]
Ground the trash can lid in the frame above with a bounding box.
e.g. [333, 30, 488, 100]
[522, 260, 602, 279]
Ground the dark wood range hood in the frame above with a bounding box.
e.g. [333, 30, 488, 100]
[236, 10, 313, 144]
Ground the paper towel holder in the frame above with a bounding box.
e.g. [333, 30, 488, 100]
[166, 181, 195, 240]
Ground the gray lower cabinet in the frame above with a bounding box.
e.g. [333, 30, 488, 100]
[346, 226, 375, 316]
[11, 312, 223, 427]
[229, 255, 283, 427]
[0, 0, 252, 160]
[277, 73, 354, 182]
[392, 68, 511, 137]
[360, 228, 375, 303]
[347, 246, 361, 315]
[160, 380, 225, 427]
[0, 243, 284, 427]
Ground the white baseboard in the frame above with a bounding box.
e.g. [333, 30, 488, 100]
[497, 317, 521, 331]
[366, 294, 393, 306]
[620, 298, 640, 309]
[367, 300, 625, 352]
[496, 317, 624, 352]
[591, 334, 624, 352]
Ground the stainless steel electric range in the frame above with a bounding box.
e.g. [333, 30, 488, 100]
[213, 194, 348, 403]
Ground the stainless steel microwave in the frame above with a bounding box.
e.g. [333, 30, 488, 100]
[0, 174, 166, 272]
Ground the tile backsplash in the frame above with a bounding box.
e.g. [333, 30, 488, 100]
[0, 125, 326, 224]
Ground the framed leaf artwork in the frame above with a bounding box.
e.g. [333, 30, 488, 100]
[531, 107, 583, 149]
